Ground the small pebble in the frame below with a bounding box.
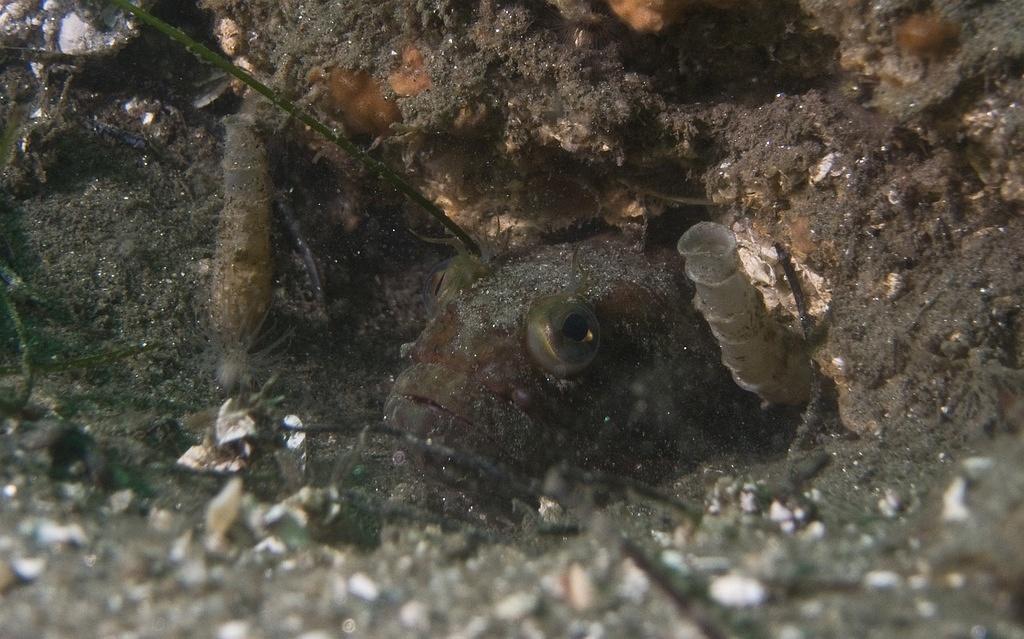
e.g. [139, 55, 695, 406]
[177, 557, 208, 589]
[863, 570, 902, 590]
[400, 600, 430, 630]
[769, 501, 797, 534]
[58, 13, 99, 55]
[108, 489, 135, 514]
[286, 431, 306, 451]
[563, 563, 595, 611]
[878, 488, 903, 518]
[810, 152, 839, 184]
[916, 598, 937, 618]
[494, 591, 538, 621]
[688, 555, 731, 573]
[739, 485, 759, 513]
[0, 562, 16, 592]
[147, 508, 176, 533]
[778, 625, 805, 639]
[34, 520, 87, 547]
[216, 620, 250, 639]
[942, 477, 970, 522]
[800, 521, 826, 541]
[215, 399, 257, 446]
[169, 530, 193, 563]
[659, 550, 687, 573]
[348, 572, 379, 601]
[254, 536, 287, 555]
[205, 477, 244, 552]
[11, 556, 46, 581]
[962, 457, 994, 479]
[708, 573, 766, 608]
[537, 497, 563, 523]
[618, 558, 650, 602]
[769, 500, 793, 523]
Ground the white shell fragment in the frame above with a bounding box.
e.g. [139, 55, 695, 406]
[57, 13, 99, 54]
[215, 398, 258, 446]
[177, 443, 247, 474]
[810, 152, 840, 185]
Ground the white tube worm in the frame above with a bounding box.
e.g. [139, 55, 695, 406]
[678, 222, 810, 405]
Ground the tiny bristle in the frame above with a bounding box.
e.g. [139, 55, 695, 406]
[217, 345, 253, 393]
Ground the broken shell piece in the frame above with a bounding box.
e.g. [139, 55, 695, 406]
[215, 398, 258, 446]
[177, 398, 261, 473]
[177, 442, 248, 474]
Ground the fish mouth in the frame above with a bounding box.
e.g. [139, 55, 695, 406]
[384, 362, 543, 470]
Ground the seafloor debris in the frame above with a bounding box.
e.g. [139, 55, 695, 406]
[0, 0, 140, 55]
[177, 398, 261, 473]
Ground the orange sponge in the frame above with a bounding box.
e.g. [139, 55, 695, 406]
[310, 67, 402, 137]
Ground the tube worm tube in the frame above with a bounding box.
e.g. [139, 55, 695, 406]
[677, 222, 810, 405]
[210, 113, 273, 391]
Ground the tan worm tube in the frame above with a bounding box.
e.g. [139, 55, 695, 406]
[210, 113, 272, 391]
[677, 222, 810, 405]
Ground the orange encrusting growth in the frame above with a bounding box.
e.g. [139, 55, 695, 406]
[894, 13, 960, 58]
[388, 46, 432, 97]
[603, 0, 739, 33]
[605, 0, 687, 32]
[309, 67, 402, 138]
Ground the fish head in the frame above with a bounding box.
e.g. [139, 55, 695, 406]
[385, 235, 746, 484]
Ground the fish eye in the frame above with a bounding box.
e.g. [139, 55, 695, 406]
[422, 254, 488, 314]
[421, 258, 452, 314]
[525, 295, 600, 377]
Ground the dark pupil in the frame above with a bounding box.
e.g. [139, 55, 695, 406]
[432, 271, 446, 298]
[562, 312, 589, 342]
